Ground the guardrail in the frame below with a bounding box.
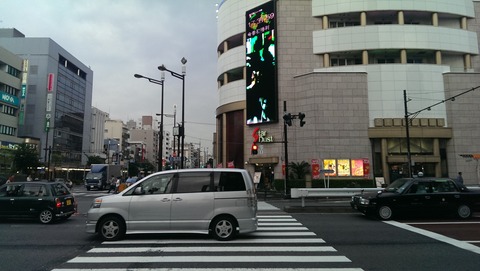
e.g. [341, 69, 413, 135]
[291, 188, 384, 207]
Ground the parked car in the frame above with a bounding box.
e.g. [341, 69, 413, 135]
[0, 176, 6, 186]
[86, 168, 258, 241]
[350, 177, 480, 220]
[54, 178, 73, 189]
[0, 181, 76, 224]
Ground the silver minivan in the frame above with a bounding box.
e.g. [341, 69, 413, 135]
[86, 168, 257, 241]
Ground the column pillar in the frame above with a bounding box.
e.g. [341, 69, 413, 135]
[398, 11, 404, 25]
[360, 12, 367, 26]
[381, 138, 390, 184]
[322, 16, 329, 30]
[400, 49, 407, 64]
[323, 53, 330, 67]
[435, 51, 442, 65]
[362, 50, 369, 65]
[432, 13, 438, 26]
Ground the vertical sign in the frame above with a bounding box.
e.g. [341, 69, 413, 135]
[47, 73, 55, 92]
[19, 59, 29, 125]
[312, 159, 320, 179]
[246, 1, 277, 125]
[363, 158, 370, 178]
[45, 73, 55, 132]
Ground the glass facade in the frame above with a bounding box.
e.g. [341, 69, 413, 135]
[53, 55, 87, 164]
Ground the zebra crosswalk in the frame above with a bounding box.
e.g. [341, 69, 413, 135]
[52, 202, 363, 271]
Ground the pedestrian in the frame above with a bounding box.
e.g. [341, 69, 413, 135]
[456, 172, 464, 185]
[6, 175, 14, 183]
[27, 175, 33, 182]
[107, 175, 115, 193]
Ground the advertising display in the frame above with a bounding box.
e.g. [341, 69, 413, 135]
[245, 1, 277, 125]
[337, 159, 351, 176]
[323, 159, 336, 177]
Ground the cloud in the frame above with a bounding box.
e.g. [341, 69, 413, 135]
[1, 0, 220, 147]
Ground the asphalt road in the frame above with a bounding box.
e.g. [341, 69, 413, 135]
[1, 188, 480, 270]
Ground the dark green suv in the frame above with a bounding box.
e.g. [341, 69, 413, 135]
[0, 181, 76, 224]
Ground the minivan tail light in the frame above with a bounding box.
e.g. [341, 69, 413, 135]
[55, 198, 62, 208]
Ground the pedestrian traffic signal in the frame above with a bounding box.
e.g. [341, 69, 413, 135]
[251, 144, 258, 155]
[283, 113, 292, 126]
[299, 112, 306, 127]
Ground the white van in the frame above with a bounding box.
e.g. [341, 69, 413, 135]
[86, 168, 257, 241]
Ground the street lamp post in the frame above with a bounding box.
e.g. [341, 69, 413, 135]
[134, 72, 165, 171]
[158, 57, 187, 169]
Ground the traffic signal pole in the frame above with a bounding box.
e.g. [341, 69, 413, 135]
[283, 101, 289, 197]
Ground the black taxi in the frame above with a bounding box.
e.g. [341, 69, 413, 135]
[0, 181, 76, 223]
[351, 178, 480, 220]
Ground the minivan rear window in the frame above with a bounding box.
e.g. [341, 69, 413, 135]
[215, 172, 246, 192]
[176, 172, 212, 193]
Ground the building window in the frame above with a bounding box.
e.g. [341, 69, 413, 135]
[329, 21, 360, 28]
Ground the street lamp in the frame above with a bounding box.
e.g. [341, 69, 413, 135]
[158, 57, 187, 169]
[134, 72, 165, 171]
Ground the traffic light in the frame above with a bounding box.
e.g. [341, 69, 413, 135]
[299, 112, 306, 127]
[283, 113, 292, 126]
[251, 144, 258, 155]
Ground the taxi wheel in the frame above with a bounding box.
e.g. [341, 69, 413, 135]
[377, 205, 393, 220]
[457, 204, 472, 219]
[39, 209, 54, 224]
[211, 216, 237, 241]
[99, 216, 125, 241]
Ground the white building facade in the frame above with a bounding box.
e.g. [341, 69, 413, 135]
[216, 0, 480, 185]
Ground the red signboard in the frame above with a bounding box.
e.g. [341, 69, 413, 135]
[47, 73, 55, 92]
[311, 159, 320, 179]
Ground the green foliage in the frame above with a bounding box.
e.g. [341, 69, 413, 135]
[288, 161, 310, 179]
[13, 144, 40, 174]
[86, 155, 106, 165]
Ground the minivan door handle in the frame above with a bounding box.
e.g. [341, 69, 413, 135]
[173, 198, 182, 201]
[161, 198, 171, 202]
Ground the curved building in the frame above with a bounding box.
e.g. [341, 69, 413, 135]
[216, 0, 480, 185]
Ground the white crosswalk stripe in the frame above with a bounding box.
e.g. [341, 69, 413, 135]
[52, 202, 363, 271]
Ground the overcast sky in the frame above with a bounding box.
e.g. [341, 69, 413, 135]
[1, 0, 220, 150]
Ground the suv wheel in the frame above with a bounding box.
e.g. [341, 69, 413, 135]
[211, 216, 237, 241]
[99, 216, 125, 241]
[39, 209, 54, 224]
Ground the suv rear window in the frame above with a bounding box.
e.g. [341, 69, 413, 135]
[215, 172, 246, 192]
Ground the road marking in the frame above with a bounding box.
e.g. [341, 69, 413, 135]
[54, 268, 364, 271]
[257, 227, 310, 231]
[258, 218, 297, 222]
[249, 231, 317, 236]
[104, 238, 326, 245]
[68, 255, 351, 263]
[406, 221, 480, 225]
[259, 222, 303, 226]
[88, 246, 337, 253]
[385, 221, 480, 255]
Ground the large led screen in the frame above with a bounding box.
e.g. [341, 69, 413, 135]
[245, 1, 277, 125]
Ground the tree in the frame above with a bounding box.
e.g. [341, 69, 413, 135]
[13, 144, 40, 174]
[86, 155, 106, 165]
[288, 161, 311, 179]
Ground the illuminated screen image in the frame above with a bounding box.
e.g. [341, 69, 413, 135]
[245, 1, 277, 125]
[337, 159, 351, 177]
[323, 159, 337, 177]
[351, 159, 365, 177]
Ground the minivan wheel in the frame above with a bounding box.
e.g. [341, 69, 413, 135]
[457, 204, 472, 219]
[377, 205, 393, 220]
[99, 216, 125, 241]
[211, 216, 237, 241]
[39, 209, 54, 224]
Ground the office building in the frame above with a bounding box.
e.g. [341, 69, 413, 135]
[216, 0, 480, 184]
[0, 28, 93, 167]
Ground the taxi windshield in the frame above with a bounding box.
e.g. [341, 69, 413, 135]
[385, 178, 411, 193]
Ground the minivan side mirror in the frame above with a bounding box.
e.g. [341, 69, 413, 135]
[133, 187, 145, 195]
